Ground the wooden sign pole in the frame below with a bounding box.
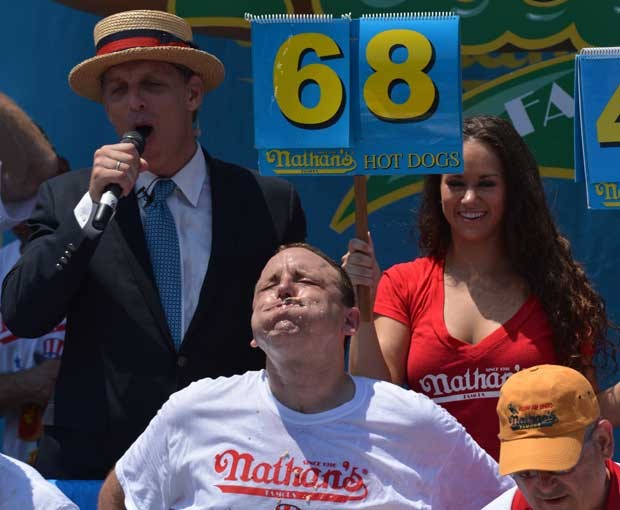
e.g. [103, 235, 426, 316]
[353, 175, 372, 322]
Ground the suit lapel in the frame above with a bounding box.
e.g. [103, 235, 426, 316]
[111, 192, 174, 349]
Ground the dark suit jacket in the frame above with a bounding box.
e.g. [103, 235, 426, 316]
[1, 152, 306, 478]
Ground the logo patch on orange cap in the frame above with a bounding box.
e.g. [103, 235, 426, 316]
[508, 402, 559, 431]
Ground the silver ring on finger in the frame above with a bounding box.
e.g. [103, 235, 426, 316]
[115, 160, 122, 171]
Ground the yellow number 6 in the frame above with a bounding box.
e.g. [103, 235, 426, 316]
[273, 33, 344, 126]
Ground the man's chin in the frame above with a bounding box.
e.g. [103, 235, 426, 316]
[271, 319, 300, 334]
[535, 495, 571, 509]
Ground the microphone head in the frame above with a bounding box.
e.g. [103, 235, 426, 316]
[120, 129, 150, 156]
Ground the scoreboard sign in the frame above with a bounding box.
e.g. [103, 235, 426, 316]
[248, 13, 462, 176]
[575, 47, 620, 209]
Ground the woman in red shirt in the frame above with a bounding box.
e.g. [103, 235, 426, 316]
[343, 115, 617, 459]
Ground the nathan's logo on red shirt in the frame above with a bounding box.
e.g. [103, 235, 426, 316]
[214, 449, 369, 503]
[419, 364, 522, 403]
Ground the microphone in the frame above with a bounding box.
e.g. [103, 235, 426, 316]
[92, 128, 149, 231]
[136, 177, 161, 208]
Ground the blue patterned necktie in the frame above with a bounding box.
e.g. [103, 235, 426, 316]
[144, 179, 182, 349]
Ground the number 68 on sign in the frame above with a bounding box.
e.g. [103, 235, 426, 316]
[249, 13, 462, 176]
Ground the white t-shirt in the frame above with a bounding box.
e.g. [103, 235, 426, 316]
[116, 370, 514, 510]
[0, 453, 78, 510]
[0, 240, 66, 463]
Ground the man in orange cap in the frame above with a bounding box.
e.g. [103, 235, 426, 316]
[483, 364, 619, 510]
[2, 9, 305, 479]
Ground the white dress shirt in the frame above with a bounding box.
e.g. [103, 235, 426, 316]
[74, 143, 212, 339]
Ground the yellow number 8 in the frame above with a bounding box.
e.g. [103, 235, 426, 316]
[364, 29, 436, 121]
[273, 33, 344, 126]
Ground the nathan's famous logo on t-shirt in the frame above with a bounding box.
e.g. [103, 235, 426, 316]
[419, 365, 521, 403]
[214, 449, 368, 503]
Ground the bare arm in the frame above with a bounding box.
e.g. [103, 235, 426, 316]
[98, 469, 126, 510]
[0, 359, 60, 413]
[343, 236, 410, 384]
[579, 364, 620, 426]
[597, 382, 620, 427]
[0, 92, 59, 203]
[349, 315, 410, 384]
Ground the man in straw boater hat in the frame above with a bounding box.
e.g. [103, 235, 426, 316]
[1, 9, 306, 479]
[483, 364, 619, 510]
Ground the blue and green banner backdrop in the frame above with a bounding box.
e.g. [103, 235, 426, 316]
[3, 0, 620, 452]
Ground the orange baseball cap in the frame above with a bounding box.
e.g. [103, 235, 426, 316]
[497, 364, 599, 476]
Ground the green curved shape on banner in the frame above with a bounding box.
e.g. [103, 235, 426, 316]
[173, 0, 620, 51]
[463, 53, 575, 178]
[329, 53, 576, 233]
[313, 0, 620, 51]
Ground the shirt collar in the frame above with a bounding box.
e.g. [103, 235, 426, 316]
[135, 142, 206, 207]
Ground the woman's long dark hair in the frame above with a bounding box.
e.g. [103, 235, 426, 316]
[418, 114, 612, 372]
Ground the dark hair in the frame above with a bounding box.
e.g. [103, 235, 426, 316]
[277, 243, 356, 308]
[418, 114, 613, 372]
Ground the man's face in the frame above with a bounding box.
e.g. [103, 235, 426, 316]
[101, 60, 203, 175]
[514, 421, 613, 510]
[251, 247, 357, 356]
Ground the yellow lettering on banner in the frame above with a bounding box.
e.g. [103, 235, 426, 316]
[273, 33, 343, 127]
[364, 29, 436, 121]
[595, 182, 620, 200]
[364, 153, 402, 169]
[407, 151, 461, 169]
[265, 149, 357, 174]
[596, 84, 620, 144]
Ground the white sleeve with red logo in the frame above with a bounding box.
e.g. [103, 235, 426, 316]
[0, 240, 67, 463]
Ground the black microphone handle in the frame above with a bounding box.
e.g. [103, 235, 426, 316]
[92, 183, 122, 230]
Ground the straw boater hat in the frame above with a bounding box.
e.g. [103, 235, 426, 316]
[68, 10, 225, 103]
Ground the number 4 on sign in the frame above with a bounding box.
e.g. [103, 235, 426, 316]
[597, 84, 620, 144]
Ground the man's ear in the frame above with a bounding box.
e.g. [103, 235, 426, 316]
[250, 339, 258, 349]
[343, 307, 360, 337]
[186, 75, 204, 112]
[595, 420, 615, 459]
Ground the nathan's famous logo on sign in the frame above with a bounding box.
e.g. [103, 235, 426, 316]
[264, 149, 357, 175]
[594, 182, 620, 206]
[214, 449, 369, 503]
[263, 148, 462, 175]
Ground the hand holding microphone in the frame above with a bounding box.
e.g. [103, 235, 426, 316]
[91, 128, 150, 231]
